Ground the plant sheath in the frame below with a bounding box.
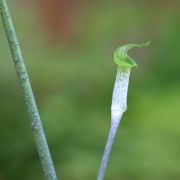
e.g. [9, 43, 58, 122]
[97, 68, 130, 180]
[0, 0, 57, 179]
[97, 42, 150, 180]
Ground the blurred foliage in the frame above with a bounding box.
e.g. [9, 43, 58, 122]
[0, 0, 180, 179]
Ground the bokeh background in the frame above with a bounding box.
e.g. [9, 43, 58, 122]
[0, 0, 180, 179]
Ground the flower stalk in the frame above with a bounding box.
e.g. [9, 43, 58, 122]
[0, 0, 57, 179]
[97, 42, 150, 180]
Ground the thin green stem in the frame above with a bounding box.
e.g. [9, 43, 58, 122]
[0, 0, 57, 179]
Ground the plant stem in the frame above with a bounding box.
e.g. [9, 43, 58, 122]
[97, 69, 130, 180]
[97, 42, 149, 180]
[0, 0, 57, 179]
[97, 119, 121, 180]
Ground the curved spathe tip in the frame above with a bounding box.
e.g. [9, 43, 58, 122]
[114, 41, 150, 69]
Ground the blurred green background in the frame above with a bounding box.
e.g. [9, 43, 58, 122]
[0, 0, 180, 179]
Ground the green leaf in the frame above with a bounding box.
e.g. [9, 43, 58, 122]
[114, 41, 150, 69]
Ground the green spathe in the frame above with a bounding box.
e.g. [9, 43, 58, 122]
[114, 41, 150, 68]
